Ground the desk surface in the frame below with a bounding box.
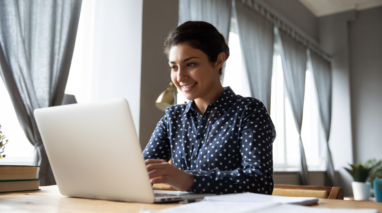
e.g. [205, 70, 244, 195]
[1, 186, 382, 212]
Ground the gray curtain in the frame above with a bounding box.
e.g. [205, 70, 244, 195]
[309, 51, 335, 186]
[276, 28, 309, 185]
[0, 0, 82, 185]
[179, 0, 232, 81]
[234, 0, 274, 110]
[179, 0, 232, 40]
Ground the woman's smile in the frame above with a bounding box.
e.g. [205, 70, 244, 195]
[181, 82, 197, 92]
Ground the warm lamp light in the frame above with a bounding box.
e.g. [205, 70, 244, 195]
[155, 82, 177, 111]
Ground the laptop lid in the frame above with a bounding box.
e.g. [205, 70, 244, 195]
[34, 99, 155, 203]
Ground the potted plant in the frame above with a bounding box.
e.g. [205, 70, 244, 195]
[0, 124, 9, 159]
[345, 159, 381, 201]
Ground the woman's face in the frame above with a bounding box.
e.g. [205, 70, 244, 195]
[169, 44, 223, 101]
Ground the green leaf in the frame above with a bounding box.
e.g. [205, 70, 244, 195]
[344, 159, 382, 182]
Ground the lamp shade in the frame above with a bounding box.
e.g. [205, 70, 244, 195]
[156, 82, 176, 111]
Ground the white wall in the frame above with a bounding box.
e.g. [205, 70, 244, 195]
[319, 11, 356, 196]
[349, 6, 382, 163]
[91, 0, 143, 135]
[319, 7, 382, 195]
[256, 0, 318, 41]
[139, 0, 179, 150]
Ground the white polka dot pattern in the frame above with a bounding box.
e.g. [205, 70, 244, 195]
[143, 87, 276, 195]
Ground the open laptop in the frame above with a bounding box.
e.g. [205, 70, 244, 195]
[34, 98, 214, 203]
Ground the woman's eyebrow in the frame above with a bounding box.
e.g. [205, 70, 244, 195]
[169, 57, 198, 64]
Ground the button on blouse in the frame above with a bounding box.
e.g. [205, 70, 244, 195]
[143, 87, 276, 194]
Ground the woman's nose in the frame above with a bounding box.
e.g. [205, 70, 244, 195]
[177, 67, 188, 82]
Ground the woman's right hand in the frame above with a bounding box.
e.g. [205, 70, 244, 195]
[145, 159, 194, 191]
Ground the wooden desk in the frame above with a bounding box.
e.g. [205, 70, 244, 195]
[1, 186, 382, 212]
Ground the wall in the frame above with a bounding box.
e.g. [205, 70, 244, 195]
[256, 0, 319, 42]
[91, 0, 143, 135]
[139, 0, 179, 150]
[318, 10, 356, 196]
[319, 6, 382, 195]
[349, 6, 382, 163]
[90, 0, 179, 149]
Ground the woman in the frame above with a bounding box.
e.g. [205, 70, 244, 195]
[143, 21, 276, 195]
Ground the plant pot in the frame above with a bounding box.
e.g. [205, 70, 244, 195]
[352, 181, 371, 201]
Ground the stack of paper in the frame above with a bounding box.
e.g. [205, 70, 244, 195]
[204, 192, 319, 206]
[140, 193, 378, 213]
[140, 202, 378, 213]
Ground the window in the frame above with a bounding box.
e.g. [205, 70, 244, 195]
[222, 18, 251, 97]
[270, 45, 325, 171]
[223, 17, 325, 171]
[270, 49, 300, 170]
[0, 1, 96, 165]
[301, 59, 325, 170]
[0, 80, 35, 165]
[65, 0, 95, 104]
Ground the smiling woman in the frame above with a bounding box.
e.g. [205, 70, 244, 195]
[168, 44, 225, 115]
[143, 21, 276, 194]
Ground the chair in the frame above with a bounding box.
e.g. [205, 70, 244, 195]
[273, 184, 344, 200]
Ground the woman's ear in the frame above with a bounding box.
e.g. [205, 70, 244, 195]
[215, 52, 226, 71]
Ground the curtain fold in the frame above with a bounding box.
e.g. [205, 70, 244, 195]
[234, 0, 274, 110]
[309, 50, 335, 186]
[179, 0, 232, 40]
[179, 0, 232, 81]
[0, 0, 82, 185]
[275, 28, 309, 185]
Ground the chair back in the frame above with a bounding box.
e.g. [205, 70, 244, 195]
[273, 184, 344, 200]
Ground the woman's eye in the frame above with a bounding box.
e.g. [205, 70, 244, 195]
[170, 66, 178, 71]
[187, 62, 196, 67]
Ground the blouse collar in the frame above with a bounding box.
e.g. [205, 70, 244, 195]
[183, 86, 237, 115]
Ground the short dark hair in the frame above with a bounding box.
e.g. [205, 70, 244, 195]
[164, 21, 230, 76]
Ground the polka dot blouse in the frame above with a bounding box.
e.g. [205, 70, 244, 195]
[143, 87, 276, 195]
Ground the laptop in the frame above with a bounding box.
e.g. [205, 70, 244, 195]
[34, 98, 214, 203]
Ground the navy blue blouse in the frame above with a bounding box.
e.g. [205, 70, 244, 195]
[143, 87, 276, 195]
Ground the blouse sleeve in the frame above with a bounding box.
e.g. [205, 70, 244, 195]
[142, 108, 171, 161]
[186, 100, 276, 194]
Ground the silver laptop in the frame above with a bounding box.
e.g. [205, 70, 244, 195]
[34, 98, 214, 203]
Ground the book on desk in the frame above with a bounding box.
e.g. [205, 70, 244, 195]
[0, 165, 40, 193]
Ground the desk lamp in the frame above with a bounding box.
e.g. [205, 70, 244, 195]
[155, 82, 177, 111]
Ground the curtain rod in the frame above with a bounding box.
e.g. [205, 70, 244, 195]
[239, 0, 331, 62]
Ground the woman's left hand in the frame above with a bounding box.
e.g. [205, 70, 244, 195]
[145, 159, 194, 191]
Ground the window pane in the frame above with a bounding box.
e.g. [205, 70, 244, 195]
[65, 0, 96, 103]
[223, 32, 251, 97]
[0, 79, 35, 165]
[271, 49, 300, 170]
[270, 53, 285, 167]
[301, 66, 325, 170]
